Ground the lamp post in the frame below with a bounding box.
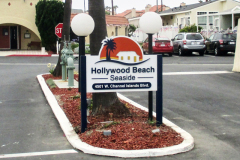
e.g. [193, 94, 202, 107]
[71, 13, 95, 133]
[139, 12, 162, 122]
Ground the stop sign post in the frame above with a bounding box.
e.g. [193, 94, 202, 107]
[55, 23, 63, 38]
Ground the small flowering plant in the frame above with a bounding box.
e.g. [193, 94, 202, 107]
[47, 63, 56, 75]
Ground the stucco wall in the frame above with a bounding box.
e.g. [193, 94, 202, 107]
[129, 19, 140, 28]
[107, 26, 128, 37]
[20, 26, 41, 50]
[162, 13, 186, 26]
[232, 18, 240, 72]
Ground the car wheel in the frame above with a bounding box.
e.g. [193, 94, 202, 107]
[178, 47, 184, 56]
[205, 49, 209, 54]
[214, 46, 221, 56]
[199, 50, 205, 56]
[222, 51, 228, 56]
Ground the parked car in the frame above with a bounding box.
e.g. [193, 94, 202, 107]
[171, 33, 206, 56]
[142, 36, 173, 56]
[205, 33, 236, 56]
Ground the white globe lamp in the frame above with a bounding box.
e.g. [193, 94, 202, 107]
[139, 12, 162, 34]
[71, 13, 95, 36]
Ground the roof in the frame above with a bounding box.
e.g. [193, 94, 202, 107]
[105, 15, 129, 25]
[70, 13, 77, 22]
[116, 10, 132, 17]
[70, 14, 129, 26]
[116, 5, 166, 18]
[150, 5, 165, 12]
[160, 0, 217, 15]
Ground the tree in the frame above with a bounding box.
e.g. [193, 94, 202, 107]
[89, 0, 129, 116]
[53, 0, 72, 77]
[113, 5, 118, 14]
[35, 0, 64, 52]
[128, 24, 136, 37]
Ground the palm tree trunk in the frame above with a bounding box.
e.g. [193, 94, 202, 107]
[89, 0, 129, 116]
[53, 0, 72, 77]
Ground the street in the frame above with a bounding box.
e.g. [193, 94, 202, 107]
[0, 54, 240, 160]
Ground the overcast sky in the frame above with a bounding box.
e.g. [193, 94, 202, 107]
[70, 0, 203, 13]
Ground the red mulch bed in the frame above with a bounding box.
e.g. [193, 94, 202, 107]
[42, 74, 183, 150]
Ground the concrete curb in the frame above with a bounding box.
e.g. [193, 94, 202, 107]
[37, 74, 194, 158]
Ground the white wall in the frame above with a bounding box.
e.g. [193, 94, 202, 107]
[232, 18, 240, 72]
[131, 26, 179, 42]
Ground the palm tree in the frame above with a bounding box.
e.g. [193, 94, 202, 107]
[89, 0, 129, 116]
[53, 0, 72, 76]
[113, 5, 118, 14]
[102, 38, 116, 60]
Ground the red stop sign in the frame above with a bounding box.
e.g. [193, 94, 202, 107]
[55, 23, 63, 38]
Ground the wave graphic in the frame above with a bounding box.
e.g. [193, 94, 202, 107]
[95, 58, 150, 66]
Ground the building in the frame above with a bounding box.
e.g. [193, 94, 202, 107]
[159, 0, 240, 31]
[105, 15, 129, 37]
[70, 14, 129, 44]
[0, 0, 42, 50]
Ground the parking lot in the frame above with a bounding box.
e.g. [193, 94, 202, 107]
[0, 55, 240, 159]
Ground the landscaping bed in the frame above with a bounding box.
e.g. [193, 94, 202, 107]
[42, 74, 183, 150]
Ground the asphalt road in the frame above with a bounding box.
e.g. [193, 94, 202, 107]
[0, 54, 240, 160]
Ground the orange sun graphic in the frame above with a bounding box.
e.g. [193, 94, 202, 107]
[99, 37, 143, 61]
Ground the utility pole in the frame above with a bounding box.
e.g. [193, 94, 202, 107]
[84, 0, 85, 12]
[161, 0, 163, 12]
[156, 0, 158, 13]
[111, 0, 114, 15]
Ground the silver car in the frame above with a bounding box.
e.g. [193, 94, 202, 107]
[171, 33, 206, 56]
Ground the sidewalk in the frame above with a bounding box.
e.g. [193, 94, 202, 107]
[0, 50, 81, 57]
[0, 50, 51, 57]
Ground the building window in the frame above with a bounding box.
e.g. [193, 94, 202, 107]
[197, 12, 207, 15]
[209, 12, 218, 14]
[2, 28, 8, 36]
[171, 16, 173, 19]
[198, 16, 207, 29]
[181, 18, 184, 26]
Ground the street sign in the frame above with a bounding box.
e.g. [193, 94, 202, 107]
[55, 23, 63, 38]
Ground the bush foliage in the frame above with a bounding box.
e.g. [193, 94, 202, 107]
[35, 0, 64, 51]
[179, 24, 203, 33]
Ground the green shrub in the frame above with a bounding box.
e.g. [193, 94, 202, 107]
[35, 0, 64, 52]
[71, 42, 79, 50]
[179, 24, 203, 33]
